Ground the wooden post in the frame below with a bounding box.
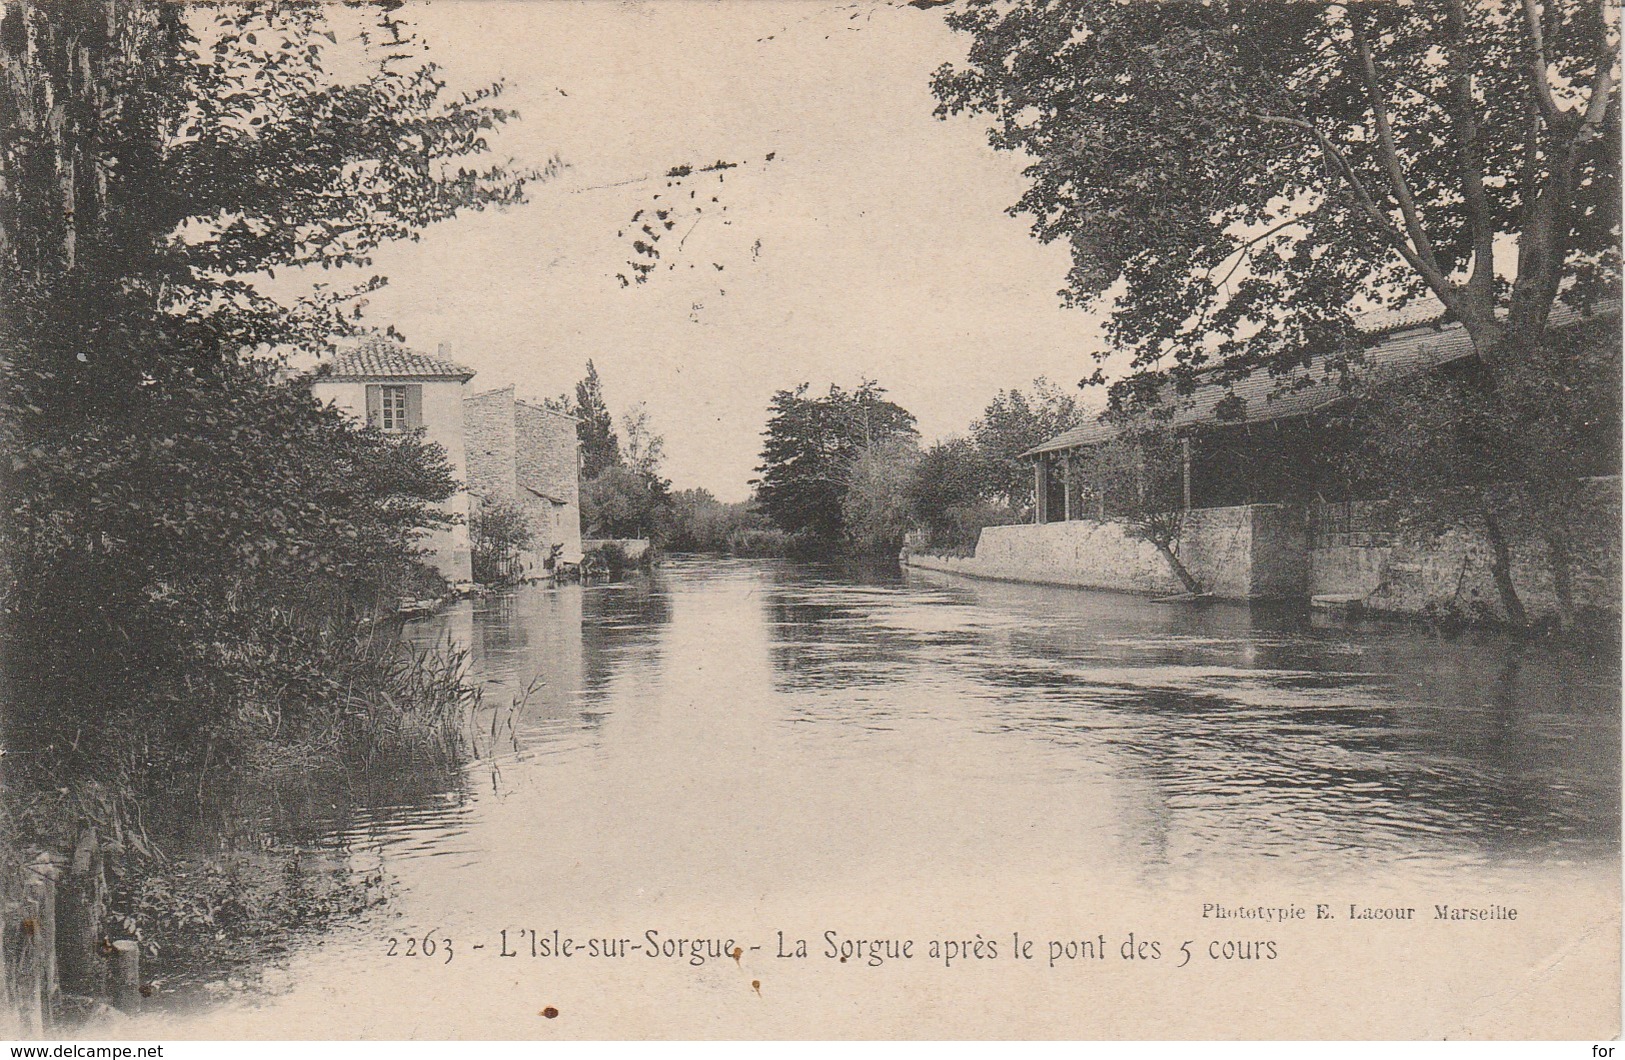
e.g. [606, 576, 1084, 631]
[109, 941, 140, 1015]
[57, 828, 107, 1001]
[27, 858, 58, 1024]
[16, 880, 44, 1035]
[1061, 455, 1072, 521]
[1041, 454, 1053, 524]
[1032, 457, 1045, 525]
[1181, 435, 1193, 512]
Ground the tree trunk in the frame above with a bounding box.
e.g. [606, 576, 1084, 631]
[1481, 510, 1527, 628]
[1544, 527, 1577, 631]
[1153, 540, 1204, 595]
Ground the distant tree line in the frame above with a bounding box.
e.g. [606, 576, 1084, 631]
[725, 377, 1084, 557]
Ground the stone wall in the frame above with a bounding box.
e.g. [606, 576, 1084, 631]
[948, 519, 1183, 594]
[1247, 505, 1310, 598]
[514, 401, 583, 565]
[463, 386, 519, 502]
[907, 483, 1620, 620]
[1175, 505, 1254, 598]
[908, 507, 1297, 600]
[1308, 478, 1621, 621]
[463, 389, 584, 576]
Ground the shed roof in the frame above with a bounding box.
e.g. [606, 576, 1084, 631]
[319, 337, 475, 382]
[515, 398, 579, 423]
[1023, 298, 1619, 458]
[523, 484, 572, 505]
[1351, 297, 1450, 336]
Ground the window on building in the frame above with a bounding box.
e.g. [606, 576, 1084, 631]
[367, 384, 422, 432]
[380, 386, 409, 432]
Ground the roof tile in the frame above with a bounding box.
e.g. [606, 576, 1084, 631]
[321, 337, 476, 381]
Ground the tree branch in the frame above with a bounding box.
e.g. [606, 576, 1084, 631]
[1443, 0, 1497, 305]
[1508, 1, 1617, 336]
[1349, 10, 1451, 294]
[1205, 205, 1327, 293]
[1250, 111, 1460, 316]
[1574, 0, 1619, 144]
[1520, 0, 1564, 124]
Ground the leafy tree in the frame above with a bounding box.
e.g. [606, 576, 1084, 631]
[665, 489, 784, 554]
[970, 378, 1084, 512]
[666, 488, 725, 551]
[1340, 318, 1622, 627]
[0, 1, 536, 771]
[932, 0, 1619, 624]
[908, 437, 1012, 553]
[620, 403, 665, 476]
[582, 463, 666, 540]
[557, 369, 671, 542]
[753, 381, 918, 544]
[934, 0, 1618, 388]
[469, 497, 534, 584]
[624, 404, 673, 532]
[842, 439, 923, 555]
[573, 360, 622, 478]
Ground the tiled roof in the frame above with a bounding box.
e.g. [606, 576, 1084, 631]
[320, 337, 475, 381]
[1023, 298, 1619, 457]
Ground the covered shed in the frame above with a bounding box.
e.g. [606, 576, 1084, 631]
[1021, 298, 1620, 524]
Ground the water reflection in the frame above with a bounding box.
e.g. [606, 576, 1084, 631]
[890, 569, 1619, 870]
[189, 559, 1611, 892]
[404, 578, 673, 756]
[145, 556, 1619, 1036]
[390, 560, 1619, 880]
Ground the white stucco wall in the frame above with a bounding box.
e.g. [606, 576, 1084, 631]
[310, 377, 473, 584]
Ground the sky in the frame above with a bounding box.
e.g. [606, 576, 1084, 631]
[350, 0, 1113, 501]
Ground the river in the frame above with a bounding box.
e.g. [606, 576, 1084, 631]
[149, 556, 1621, 1038]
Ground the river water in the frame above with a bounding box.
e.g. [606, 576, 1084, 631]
[153, 557, 1621, 1038]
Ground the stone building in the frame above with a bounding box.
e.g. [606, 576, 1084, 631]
[464, 386, 583, 579]
[309, 338, 477, 583]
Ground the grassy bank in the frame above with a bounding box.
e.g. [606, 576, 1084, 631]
[0, 616, 484, 1017]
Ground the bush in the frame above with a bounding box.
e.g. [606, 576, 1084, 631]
[235, 623, 478, 774]
[724, 527, 794, 557]
[842, 440, 921, 555]
[918, 501, 1016, 555]
[582, 465, 669, 540]
[665, 489, 792, 555]
[470, 497, 533, 585]
[582, 540, 656, 579]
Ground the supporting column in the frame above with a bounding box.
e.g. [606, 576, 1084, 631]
[1061, 454, 1072, 521]
[1181, 435, 1193, 512]
[1032, 457, 1045, 524]
[1035, 454, 1049, 524]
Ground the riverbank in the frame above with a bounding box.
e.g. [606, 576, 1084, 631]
[906, 480, 1621, 630]
[0, 617, 484, 1033]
